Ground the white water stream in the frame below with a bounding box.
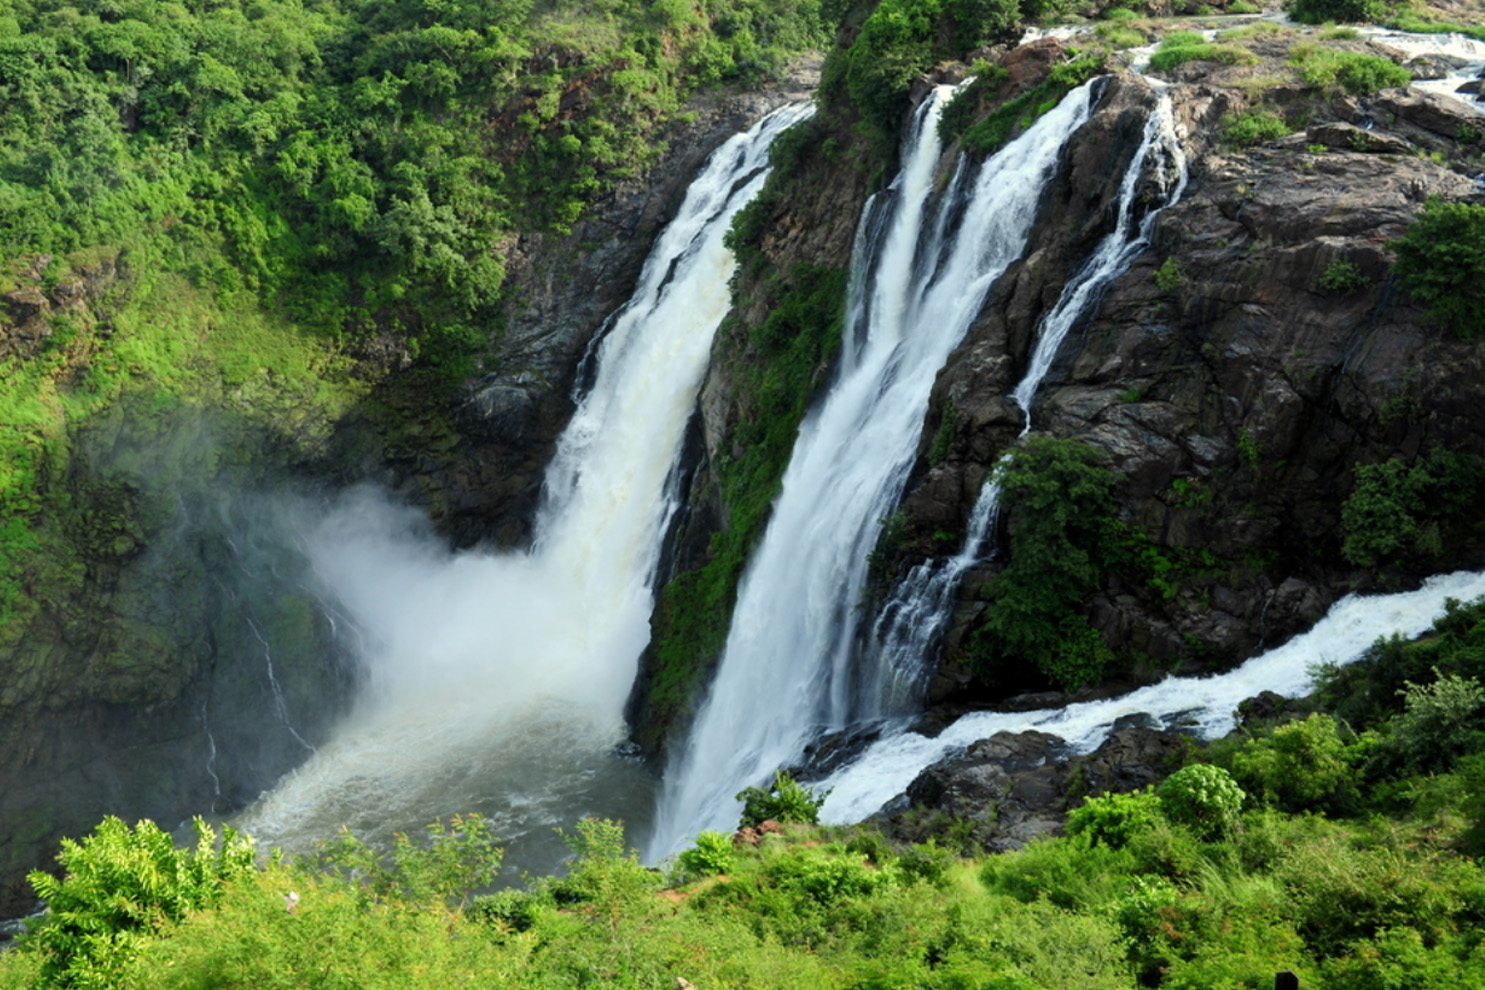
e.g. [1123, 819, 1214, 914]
[234, 103, 810, 875]
[822, 569, 1485, 822]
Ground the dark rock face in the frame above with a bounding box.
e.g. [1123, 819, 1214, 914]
[882, 725, 1190, 852]
[881, 59, 1485, 697]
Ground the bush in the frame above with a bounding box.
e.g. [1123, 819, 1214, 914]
[969, 437, 1123, 690]
[1392, 199, 1485, 339]
[737, 770, 829, 828]
[1293, 48, 1410, 95]
[1154, 256, 1185, 290]
[24, 817, 256, 988]
[1341, 448, 1484, 569]
[677, 830, 736, 879]
[1285, 0, 1385, 23]
[1318, 258, 1372, 294]
[1156, 764, 1245, 840]
[1148, 41, 1256, 73]
[1221, 109, 1292, 148]
[1067, 787, 1165, 849]
[1230, 714, 1361, 814]
[1386, 672, 1485, 774]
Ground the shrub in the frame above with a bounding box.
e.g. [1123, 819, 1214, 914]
[1293, 48, 1410, 95]
[1156, 764, 1245, 839]
[1067, 787, 1165, 848]
[970, 437, 1124, 690]
[1386, 672, 1485, 774]
[1285, 0, 1385, 24]
[1231, 714, 1361, 814]
[1154, 256, 1185, 290]
[1148, 41, 1257, 73]
[24, 817, 256, 988]
[896, 840, 955, 887]
[1318, 258, 1372, 294]
[1228, 0, 1260, 10]
[737, 770, 829, 828]
[677, 830, 736, 879]
[1221, 109, 1292, 148]
[1392, 199, 1485, 339]
[304, 814, 502, 912]
[1341, 448, 1484, 569]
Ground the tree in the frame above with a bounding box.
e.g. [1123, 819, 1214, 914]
[1392, 199, 1485, 339]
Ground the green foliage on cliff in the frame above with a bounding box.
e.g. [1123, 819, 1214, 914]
[1392, 199, 1485, 340]
[971, 436, 1122, 690]
[0, 0, 834, 639]
[940, 51, 1106, 157]
[1147, 33, 1256, 73]
[830, 0, 1039, 157]
[1290, 45, 1411, 94]
[1341, 447, 1484, 569]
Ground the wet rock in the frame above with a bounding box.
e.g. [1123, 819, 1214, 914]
[884, 724, 1193, 852]
[1372, 87, 1484, 142]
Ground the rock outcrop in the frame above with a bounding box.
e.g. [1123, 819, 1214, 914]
[877, 722, 1192, 851]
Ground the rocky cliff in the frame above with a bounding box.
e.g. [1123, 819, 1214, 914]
[633, 21, 1485, 761]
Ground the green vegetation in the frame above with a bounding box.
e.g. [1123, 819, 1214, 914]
[12, 599, 1485, 989]
[1392, 199, 1485, 339]
[1155, 764, 1245, 839]
[25, 817, 256, 987]
[1384, 11, 1485, 42]
[1285, 0, 1385, 24]
[1318, 257, 1372, 294]
[1154, 256, 1185, 290]
[970, 436, 1122, 690]
[941, 51, 1108, 156]
[0, 0, 837, 639]
[1290, 44, 1410, 94]
[1147, 30, 1257, 74]
[643, 260, 848, 746]
[834, 0, 1031, 157]
[1341, 447, 1485, 569]
[1221, 108, 1293, 148]
[736, 770, 830, 827]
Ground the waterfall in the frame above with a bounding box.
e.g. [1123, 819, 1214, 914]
[649, 81, 1106, 856]
[233, 102, 811, 874]
[868, 86, 1189, 705]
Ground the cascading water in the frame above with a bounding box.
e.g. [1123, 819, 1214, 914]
[233, 102, 810, 878]
[822, 569, 1485, 822]
[868, 87, 1189, 701]
[650, 81, 1109, 856]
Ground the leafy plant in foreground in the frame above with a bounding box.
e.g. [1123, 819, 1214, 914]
[24, 817, 255, 988]
[1156, 764, 1244, 840]
[736, 770, 829, 828]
